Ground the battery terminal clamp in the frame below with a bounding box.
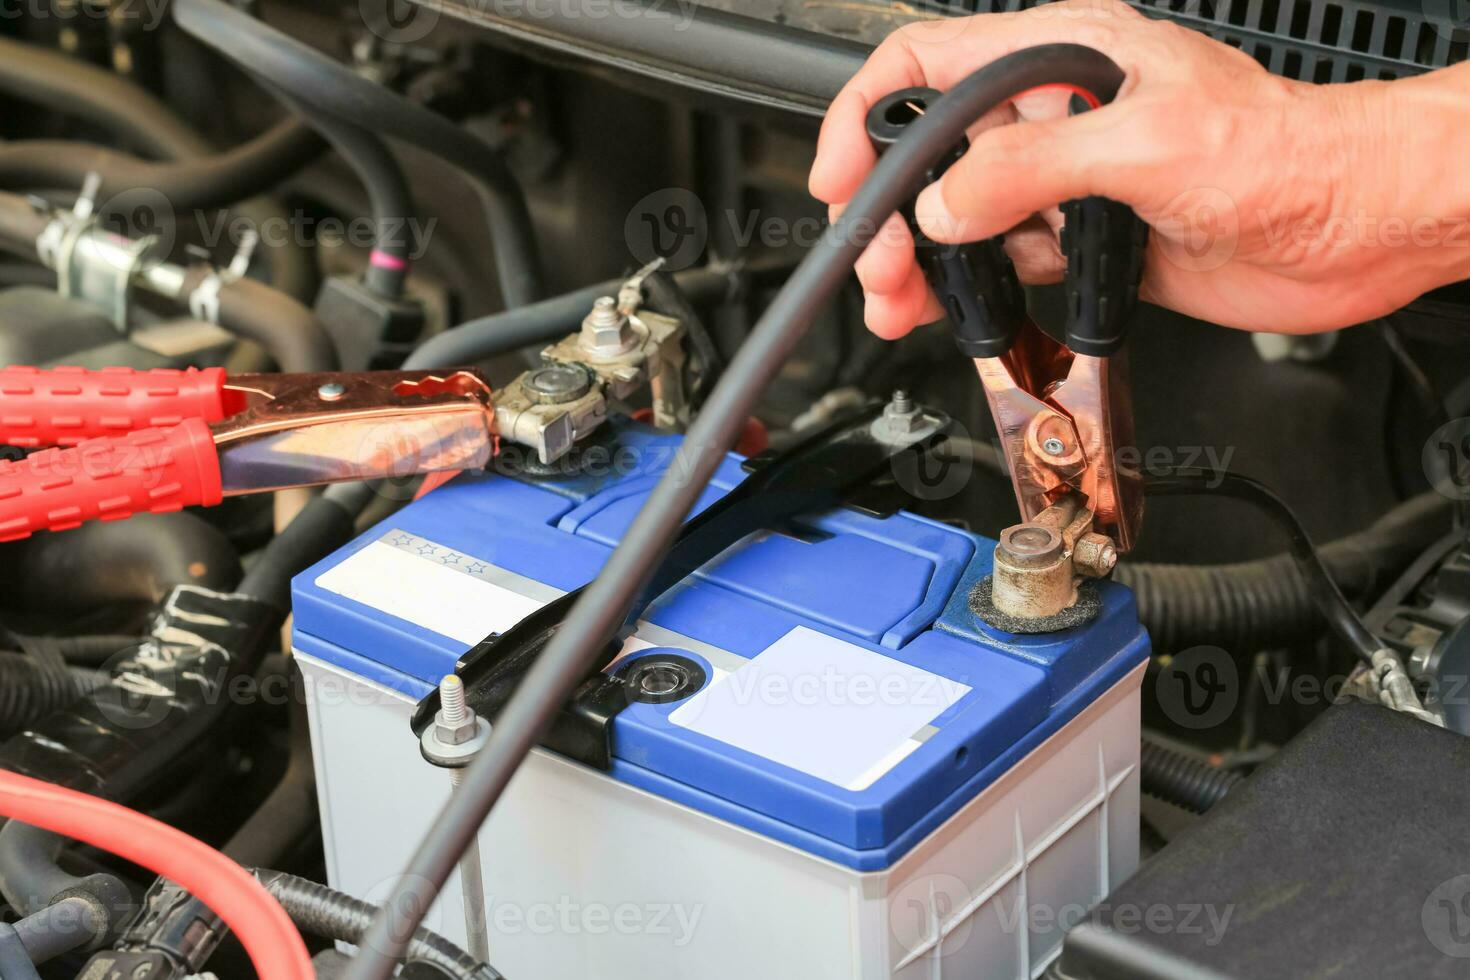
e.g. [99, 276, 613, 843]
[866, 86, 1149, 630]
[494, 261, 690, 466]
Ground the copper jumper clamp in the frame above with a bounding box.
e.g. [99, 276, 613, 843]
[866, 86, 1150, 629]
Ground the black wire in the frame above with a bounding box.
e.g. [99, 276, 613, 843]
[1143, 469, 1381, 664]
[1378, 317, 1448, 424]
[643, 269, 725, 409]
[258, 76, 416, 298]
[340, 44, 1133, 980]
[172, 0, 542, 308]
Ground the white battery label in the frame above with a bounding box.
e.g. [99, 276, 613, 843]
[669, 626, 970, 791]
[313, 530, 553, 645]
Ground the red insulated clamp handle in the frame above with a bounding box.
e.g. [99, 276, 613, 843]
[0, 366, 229, 448]
[0, 418, 224, 541]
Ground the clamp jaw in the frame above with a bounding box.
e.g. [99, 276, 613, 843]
[868, 86, 1149, 627]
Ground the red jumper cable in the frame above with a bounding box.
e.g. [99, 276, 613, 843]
[0, 365, 497, 541]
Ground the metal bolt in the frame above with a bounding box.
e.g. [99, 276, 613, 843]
[1408, 642, 1441, 681]
[1042, 437, 1066, 456]
[523, 363, 591, 405]
[1073, 531, 1119, 577]
[581, 295, 635, 353]
[318, 381, 347, 401]
[880, 389, 923, 436]
[433, 675, 482, 747]
[439, 674, 467, 725]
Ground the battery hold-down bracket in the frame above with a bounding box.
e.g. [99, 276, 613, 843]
[410, 396, 952, 770]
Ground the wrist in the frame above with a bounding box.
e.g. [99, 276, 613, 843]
[1350, 67, 1470, 292]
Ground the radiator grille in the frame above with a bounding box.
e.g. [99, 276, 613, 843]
[916, 0, 1468, 80]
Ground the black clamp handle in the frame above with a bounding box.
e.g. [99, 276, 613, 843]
[1059, 95, 1149, 357]
[1059, 196, 1148, 356]
[866, 86, 1025, 359]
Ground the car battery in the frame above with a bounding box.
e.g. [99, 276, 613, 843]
[291, 420, 1150, 980]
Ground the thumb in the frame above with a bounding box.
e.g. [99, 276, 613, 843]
[914, 106, 1146, 243]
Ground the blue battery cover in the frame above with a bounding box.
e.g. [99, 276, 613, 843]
[292, 422, 1149, 870]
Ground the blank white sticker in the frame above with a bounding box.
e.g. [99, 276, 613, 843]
[314, 541, 544, 645]
[669, 626, 970, 790]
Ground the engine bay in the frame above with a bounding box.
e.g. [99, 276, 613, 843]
[1, 0, 1469, 977]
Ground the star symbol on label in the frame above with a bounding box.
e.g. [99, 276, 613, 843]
[440, 552, 462, 565]
[466, 562, 488, 575]
[391, 533, 414, 547]
[417, 543, 438, 556]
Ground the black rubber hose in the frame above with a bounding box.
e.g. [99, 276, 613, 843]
[0, 35, 205, 158]
[10, 896, 98, 965]
[0, 923, 41, 980]
[1116, 491, 1449, 654]
[172, 0, 543, 308]
[204, 271, 340, 372]
[258, 75, 414, 297]
[238, 493, 360, 610]
[0, 193, 54, 258]
[342, 45, 1133, 980]
[0, 120, 326, 210]
[1143, 471, 1381, 664]
[1139, 741, 1243, 814]
[0, 655, 103, 738]
[0, 35, 315, 300]
[0, 511, 241, 610]
[254, 870, 503, 980]
[224, 670, 316, 869]
[404, 265, 734, 369]
[0, 823, 131, 950]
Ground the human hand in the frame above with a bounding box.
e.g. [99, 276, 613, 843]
[810, 0, 1470, 337]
